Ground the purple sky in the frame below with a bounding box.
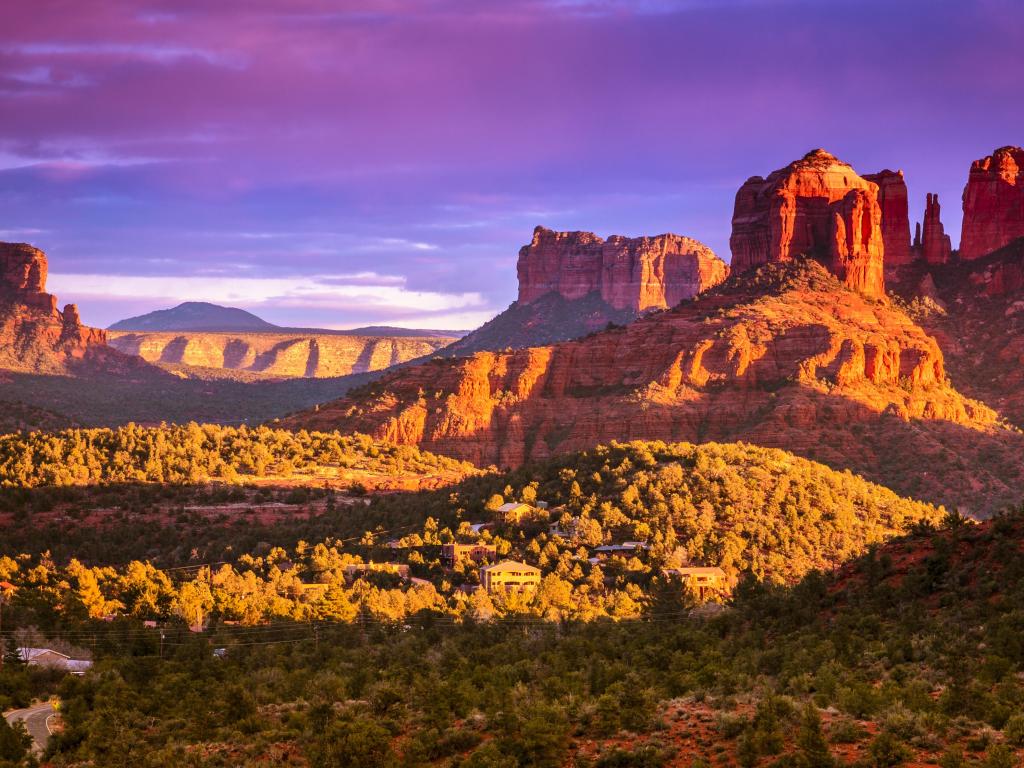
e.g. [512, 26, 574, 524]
[2, 0, 1022, 330]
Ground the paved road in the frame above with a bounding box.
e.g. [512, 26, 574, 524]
[4, 703, 55, 755]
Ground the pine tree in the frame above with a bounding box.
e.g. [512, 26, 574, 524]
[796, 702, 834, 768]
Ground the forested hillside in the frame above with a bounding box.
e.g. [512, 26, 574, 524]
[4, 512, 1024, 767]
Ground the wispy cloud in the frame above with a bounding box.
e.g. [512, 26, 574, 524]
[48, 272, 487, 314]
[0, 43, 246, 69]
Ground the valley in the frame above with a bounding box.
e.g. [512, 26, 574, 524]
[1, 15, 1023, 763]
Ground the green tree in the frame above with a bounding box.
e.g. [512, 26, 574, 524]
[796, 703, 834, 768]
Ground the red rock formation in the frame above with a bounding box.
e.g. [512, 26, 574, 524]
[919, 193, 952, 265]
[961, 146, 1024, 260]
[864, 170, 912, 270]
[285, 260, 1024, 513]
[1, 242, 59, 314]
[730, 150, 886, 298]
[517, 226, 728, 311]
[0, 242, 108, 372]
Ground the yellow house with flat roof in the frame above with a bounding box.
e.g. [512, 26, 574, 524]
[479, 560, 541, 592]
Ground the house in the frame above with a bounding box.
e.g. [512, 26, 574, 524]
[593, 541, 649, 555]
[549, 517, 581, 539]
[343, 562, 410, 582]
[496, 502, 534, 524]
[469, 522, 493, 534]
[442, 542, 498, 566]
[479, 560, 541, 593]
[18, 648, 93, 675]
[662, 566, 728, 601]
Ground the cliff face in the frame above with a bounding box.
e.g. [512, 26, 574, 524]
[730, 150, 886, 297]
[864, 170, 912, 270]
[0, 242, 108, 373]
[285, 260, 1024, 515]
[107, 331, 453, 378]
[960, 146, 1024, 260]
[517, 226, 728, 311]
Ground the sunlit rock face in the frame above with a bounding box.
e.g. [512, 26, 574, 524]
[517, 226, 728, 312]
[960, 146, 1024, 260]
[730, 149, 886, 298]
[0, 241, 108, 372]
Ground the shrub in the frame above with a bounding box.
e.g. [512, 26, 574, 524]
[1002, 714, 1024, 747]
[868, 731, 912, 768]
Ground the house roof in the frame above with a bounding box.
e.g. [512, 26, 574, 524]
[19, 647, 70, 661]
[480, 560, 541, 575]
[667, 566, 726, 577]
[497, 502, 532, 513]
[594, 541, 649, 552]
[64, 659, 93, 674]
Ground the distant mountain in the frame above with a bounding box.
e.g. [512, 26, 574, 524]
[109, 302, 279, 332]
[109, 303, 467, 338]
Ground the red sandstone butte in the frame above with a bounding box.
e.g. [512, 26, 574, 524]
[960, 146, 1024, 260]
[864, 170, 912, 270]
[730, 149, 886, 298]
[516, 226, 728, 312]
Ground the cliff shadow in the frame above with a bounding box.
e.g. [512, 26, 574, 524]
[158, 336, 190, 364]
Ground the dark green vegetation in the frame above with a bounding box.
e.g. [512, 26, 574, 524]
[4, 512, 1024, 767]
[0, 368, 376, 429]
[0, 400, 76, 434]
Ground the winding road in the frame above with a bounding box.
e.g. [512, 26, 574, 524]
[4, 703, 55, 755]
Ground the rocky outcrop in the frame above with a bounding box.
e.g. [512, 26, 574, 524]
[448, 226, 728, 356]
[864, 170, 912, 270]
[517, 226, 728, 312]
[730, 150, 886, 298]
[1, 242, 58, 313]
[285, 260, 1024, 514]
[107, 331, 453, 378]
[0, 242, 108, 372]
[915, 193, 952, 265]
[960, 146, 1024, 260]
